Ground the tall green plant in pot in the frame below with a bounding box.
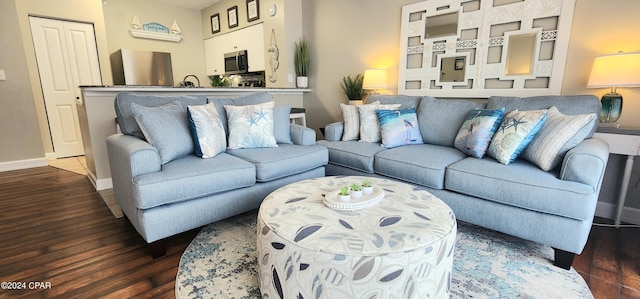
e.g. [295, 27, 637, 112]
[294, 37, 310, 88]
[341, 74, 364, 101]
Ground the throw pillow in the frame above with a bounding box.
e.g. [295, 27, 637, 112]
[340, 103, 361, 141]
[187, 103, 226, 159]
[522, 106, 596, 171]
[224, 101, 278, 149]
[487, 109, 548, 165]
[358, 103, 401, 143]
[273, 105, 293, 144]
[376, 107, 424, 148]
[131, 101, 193, 165]
[454, 107, 505, 158]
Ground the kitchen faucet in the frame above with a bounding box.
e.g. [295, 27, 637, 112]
[181, 74, 200, 87]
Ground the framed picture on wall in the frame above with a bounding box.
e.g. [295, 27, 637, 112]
[247, 0, 260, 22]
[228, 6, 239, 28]
[210, 13, 220, 34]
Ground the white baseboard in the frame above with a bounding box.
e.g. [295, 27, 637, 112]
[0, 157, 49, 172]
[595, 201, 640, 225]
[87, 171, 113, 191]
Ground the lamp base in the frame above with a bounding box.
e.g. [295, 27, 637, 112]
[598, 122, 620, 128]
[600, 92, 623, 123]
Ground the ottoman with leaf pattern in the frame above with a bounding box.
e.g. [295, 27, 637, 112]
[257, 176, 457, 299]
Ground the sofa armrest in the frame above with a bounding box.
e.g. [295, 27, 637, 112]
[290, 124, 316, 146]
[324, 121, 344, 141]
[559, 137, 610, 190]
[106, 134, 162, 178]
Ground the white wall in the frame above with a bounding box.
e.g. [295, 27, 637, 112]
[103, 0, 207, 86]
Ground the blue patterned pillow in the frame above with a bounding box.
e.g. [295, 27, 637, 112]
[224, 101, 278, 149]
[454, 108, 505, 158]
[376, 107, 423, 148]
[487, 109, 548, 165]
[187, 103, 226, 158]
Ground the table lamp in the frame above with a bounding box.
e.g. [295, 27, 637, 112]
[363, 69, 388, 94]
[587, 52, 640, 125]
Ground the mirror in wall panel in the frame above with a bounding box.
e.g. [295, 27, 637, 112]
[425, 12, 459, 39]
[399, 0, 576, 97]
[504, 32, 538, 76]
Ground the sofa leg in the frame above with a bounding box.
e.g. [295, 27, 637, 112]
[553, 248, 575, 270]
[149, 239, 167, 258]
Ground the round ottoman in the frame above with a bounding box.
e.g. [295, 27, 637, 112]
[257, 176, 457, 298]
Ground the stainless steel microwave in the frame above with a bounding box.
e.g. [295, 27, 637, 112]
[224, 50, 249, 75]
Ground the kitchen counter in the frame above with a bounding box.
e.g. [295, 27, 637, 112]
[77, 86, 309, 191]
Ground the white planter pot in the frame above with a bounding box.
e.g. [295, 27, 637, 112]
[350, 190, 363, 199]
[296, 76, 308, 88]
[362, 186, 373, 195]
[338, 194, 351, 202]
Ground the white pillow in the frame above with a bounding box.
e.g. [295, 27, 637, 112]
[340, 103, 362, 141]
[187, 102, 226, 158]
[224, 101, 278, 149]
[357, 103, 401, 143]
[522, 106, 596, 171]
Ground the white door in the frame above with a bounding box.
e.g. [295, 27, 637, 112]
[29, 17, 102, 158]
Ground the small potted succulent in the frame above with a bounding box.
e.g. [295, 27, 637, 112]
[350, 183, 363, 199]
[338, 186, 351, 202]
[362, 179, 373, 195]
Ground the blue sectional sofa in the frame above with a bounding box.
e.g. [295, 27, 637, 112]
[318, 94, 609, 269]
[106, 92, 327, 256]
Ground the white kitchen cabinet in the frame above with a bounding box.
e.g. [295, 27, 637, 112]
[204, 23, 265, 75]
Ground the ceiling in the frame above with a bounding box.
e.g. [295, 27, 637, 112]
[145, 0, 221, 10]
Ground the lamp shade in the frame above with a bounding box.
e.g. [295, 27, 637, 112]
[587, 52, 640, 88]
[363, 69, 388, 90]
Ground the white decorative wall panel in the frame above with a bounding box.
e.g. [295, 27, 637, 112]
[398, 0, 576, 97]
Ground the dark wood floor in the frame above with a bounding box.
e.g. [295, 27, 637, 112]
[1, 166, 639, 298]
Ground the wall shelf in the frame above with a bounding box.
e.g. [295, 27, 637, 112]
[129, 29, 182, 42]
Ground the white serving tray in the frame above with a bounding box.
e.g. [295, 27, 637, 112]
[323, 186, 385, 211]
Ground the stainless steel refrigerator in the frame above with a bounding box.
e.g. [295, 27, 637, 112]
[110, 49, 174, 86]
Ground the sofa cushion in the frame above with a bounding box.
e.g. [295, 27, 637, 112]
[358, 102, 401, 143]
[521, 106, 596, 171]
[487, 109, 548, 165]
[274, 105, 293, 144]
[227, 144, 328, 182]
[340, 102, 371, 141]
[454, 107, 505, 158]
[486, 95, 600, 138]
[374, 144, 467, 189]
[445, 157, 596, 220]
[417, 97, 485, 147]
[208, 92, 271, 135]
[115, 93, 206, 139]
[364, 94, 422, 109]
[377, 107, 424, 148]
[316, 140, 386, 173]
[133, 153, 256, 209]
[224, 101, 278, 149]
[187, 102, 226, 158]
[131, 101, 193, 165]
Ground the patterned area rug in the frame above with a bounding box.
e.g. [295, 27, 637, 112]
[176, 211, 593, 299]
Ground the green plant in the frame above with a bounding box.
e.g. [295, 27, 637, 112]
[351, 183, 362, 192]
[341, 74, 364, 100]
[339, 186, 350, 196]
[362, 179, 372, 188]
[294, 37, 310, 77]
[209, 75, 229, 87]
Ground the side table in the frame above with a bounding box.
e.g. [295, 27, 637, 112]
[594, 126, 640, 226]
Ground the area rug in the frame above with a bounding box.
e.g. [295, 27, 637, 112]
[176, 211, 593, 299]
